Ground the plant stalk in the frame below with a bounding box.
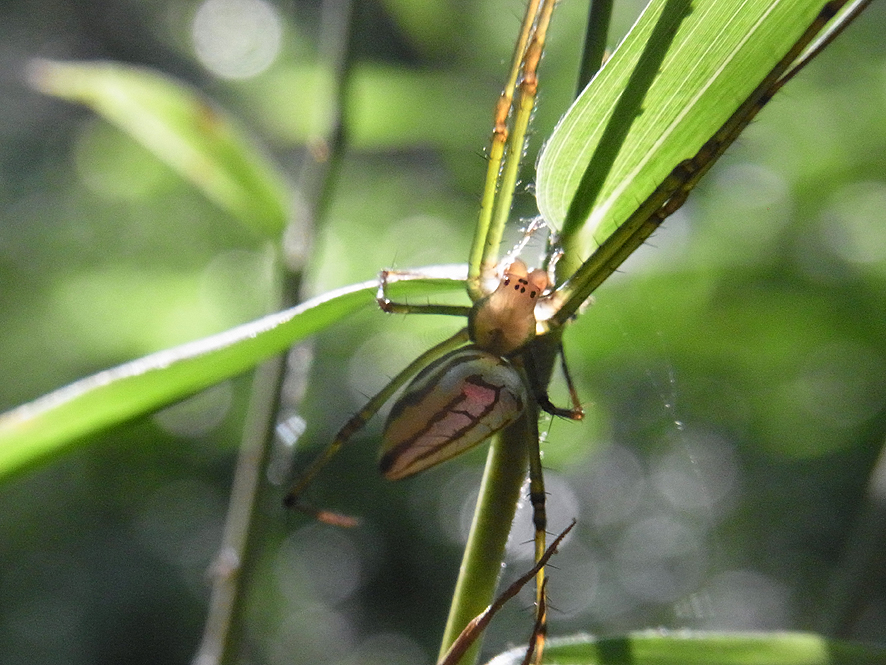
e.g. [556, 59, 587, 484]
[437, 419, 531, 665]
[193, 0, 356, 662]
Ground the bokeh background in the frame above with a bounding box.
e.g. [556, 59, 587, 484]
[2, 0, 886, 664]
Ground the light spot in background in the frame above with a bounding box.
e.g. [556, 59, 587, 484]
[675, 161, 789, 266]
[347, 331, 414, 410]
[543, 539, 600, 618]
[650, 431, 739, 520]
[133, 479, 224, 568]
[819, 180, 886, 267]
[199, 248, 277, 327]
[574, 444, 646, 528]
[384, 215, 465, 267]
[580, 558, 643, 621]
[712, 162, 789, 213]
[153, 382, 232, 437]
[270, 606, 356, 665]
[346, 320, 465, 412]
[696, 570, 791, 629]
[616, 207, 692, 275]
[276, 523, 364, 606]
[73, 119, 166, 200]
[49, 263, 269, 359]
[429, 467, 481, 545]
[508, 472, 580, 561]
[615, 515, 706, 603]
[790, 342, 886, 431]
[356, 633, 431, 665]
[192, 0, 282, 79]
[268, 411, 307, 485]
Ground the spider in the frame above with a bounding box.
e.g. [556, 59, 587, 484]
[283, 1, 581, 661]
[284, 0, 865, 662]
[286, 249, 584, 658]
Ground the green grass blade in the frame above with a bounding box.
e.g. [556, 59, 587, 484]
[536, 0, 833, 267]
[29, 59, 291, 237]
[487, 631, 886, 665]
[0, 271, 466, 481]
[575, 0, 612, 96]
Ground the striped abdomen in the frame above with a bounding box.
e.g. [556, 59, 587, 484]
[380, 347, 526, 480]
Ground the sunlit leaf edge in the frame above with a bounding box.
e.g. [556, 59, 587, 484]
[536, 0, 826, 256]
[486, 630, 886, 665]
[0, 268, 467, 482]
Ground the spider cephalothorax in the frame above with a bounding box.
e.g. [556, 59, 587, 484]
[469, 259, 549, 357]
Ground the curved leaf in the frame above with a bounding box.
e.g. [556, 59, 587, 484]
[0, 268, 467, 480]
[30, 59, 291, 236]
[536, 0, 831, 259]
[487, 631, 886, 665]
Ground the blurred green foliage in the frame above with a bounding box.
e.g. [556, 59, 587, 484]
[1, 1, 885, 665]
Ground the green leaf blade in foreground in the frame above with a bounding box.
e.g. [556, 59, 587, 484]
[29, 59, 291, 237]
[487, 631, 886, 665]
[536, 0, 829, 262]
[0, 270, 467, 481]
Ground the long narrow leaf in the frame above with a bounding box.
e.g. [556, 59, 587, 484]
[488, 631, 886, 665]
[30, 59, 291, 237]
[536, 0, 832, 260]
[0, 270, 466, 480]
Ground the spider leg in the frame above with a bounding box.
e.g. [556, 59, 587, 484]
[523, 338, 584, 421]
[516, 336, 582, 663]
[467, 0, 543, 301]
[524, 398, 549, 665]
[284, 328, 470, 521]
[377, 268, 474, 316]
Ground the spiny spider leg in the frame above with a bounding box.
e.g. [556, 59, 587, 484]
[515, 339, 582, 663]
[377, 268, 472, 317]
[485, 0, 556, 274]
[283, 327, 470, 522]
[468, 0, 557, 299]
[520, 375, 548, 665]
[523, 340, 584, 421]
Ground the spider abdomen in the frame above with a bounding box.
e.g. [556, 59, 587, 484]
[380, 347, 527, 480]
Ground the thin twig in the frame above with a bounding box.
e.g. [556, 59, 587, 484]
[192, 1, 356, 663]
[437, 522, 575, 665]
